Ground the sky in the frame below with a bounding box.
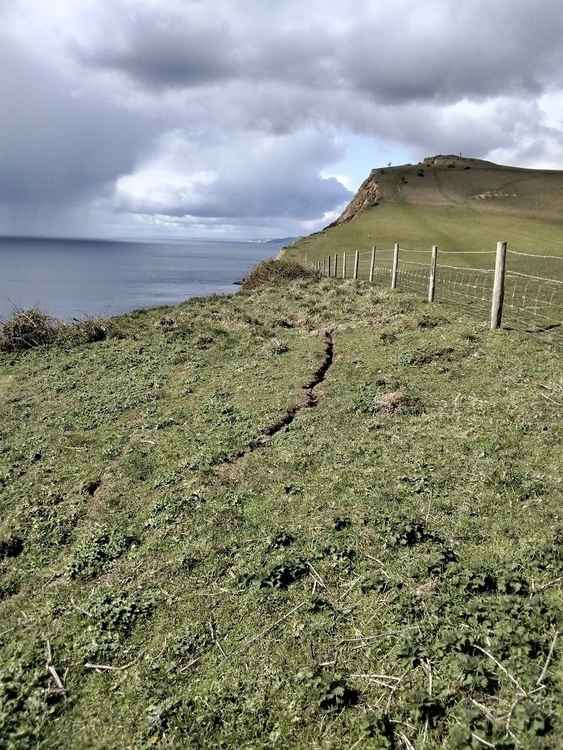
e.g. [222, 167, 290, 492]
[2, 0, 563, 241]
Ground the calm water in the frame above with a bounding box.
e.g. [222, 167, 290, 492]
[0, 236, 285, 320]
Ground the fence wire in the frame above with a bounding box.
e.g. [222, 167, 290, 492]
[314, 247, 562, 346]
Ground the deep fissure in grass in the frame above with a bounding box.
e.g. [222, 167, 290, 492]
[217, 329, 334, 465]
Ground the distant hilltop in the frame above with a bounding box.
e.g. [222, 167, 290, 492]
[330, 155, 563, 227]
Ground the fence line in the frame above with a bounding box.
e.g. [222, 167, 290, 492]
[507, 249, 563, 260]
[505, 270, 563, 285]
[312, 241, 562, 345]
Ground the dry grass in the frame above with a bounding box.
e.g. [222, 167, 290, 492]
[0, 308, 113, 352]
[0, 308, 59, 352]
[241, 259, 319, 291]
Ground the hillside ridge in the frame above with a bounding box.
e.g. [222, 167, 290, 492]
[329, 154, 563, 228]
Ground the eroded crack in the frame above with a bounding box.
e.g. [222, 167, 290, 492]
[216, 330, 334, 465]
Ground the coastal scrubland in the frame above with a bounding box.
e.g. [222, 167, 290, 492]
[0, 264, 562, 748]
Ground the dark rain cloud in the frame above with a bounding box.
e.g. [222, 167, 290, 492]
[74, 0, 563, 102]
[1, 0, 563, 236]
[0, 32, 160, 205]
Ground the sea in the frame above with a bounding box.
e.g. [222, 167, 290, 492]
[0, 236, 289, 320]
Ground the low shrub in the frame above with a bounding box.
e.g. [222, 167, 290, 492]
[241, 259, 319, 291]
[0, 308, 59, 351]
[66, 317, 112, 344]
[0, 308, 112, 352]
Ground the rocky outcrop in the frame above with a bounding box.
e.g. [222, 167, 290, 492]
[328, 169, 383, 227]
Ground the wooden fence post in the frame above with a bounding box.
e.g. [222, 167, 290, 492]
[328, 255, 332, 277]
[353, 250, 359, 280]
[369, 246, 376, 283]
[334, 254, 338, 278]
[391, 243, 400, 289]
[342, 252, 347, 279]
[490, 241, 507, 330]
[428, 245, 438, 303]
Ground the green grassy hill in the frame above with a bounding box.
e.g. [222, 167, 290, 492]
[286, 156, 563, 274]
[1, 270, 562, 748]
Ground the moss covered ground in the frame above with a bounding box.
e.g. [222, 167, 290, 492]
[1, 276, 562, 748]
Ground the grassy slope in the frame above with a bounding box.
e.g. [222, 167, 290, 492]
[285, 159, 563, 276]
[1, 280, 562, 748]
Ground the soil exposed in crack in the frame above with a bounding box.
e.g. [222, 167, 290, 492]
[217, 330, 334, 465]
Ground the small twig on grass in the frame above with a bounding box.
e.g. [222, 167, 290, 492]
[84, 660, 136, 672]
[471, 733, 495, 748]
[471, 698, 496, 724]
[537, 389, 563, 407]
[348, 674, 400, 690]
[208, 621, 227, 658]
[340, 624, 419, 647]
[241, 601, 306, 651]
[534, 577, 562, 594]
[45, 639, 66, 695]
[475, 645, 527, 696]
[307, 562, 328, 590]
[505, 695, 523, 740]
[399, 731, 416, 750]
[70, 597, 92, 618]
[537, 630, 558, 687]
[178, 655, 203, 673]
[336, 576, 362, 603]
[386, 668, 412, 712]
[425, 496, 433, 524]
[421, 659, 432, 697]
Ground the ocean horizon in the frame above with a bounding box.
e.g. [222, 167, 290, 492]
[0, 235, 289, 320]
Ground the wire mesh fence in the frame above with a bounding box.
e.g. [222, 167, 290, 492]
[312, 244, 563, 346]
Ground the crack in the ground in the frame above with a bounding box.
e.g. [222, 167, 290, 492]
[216, 330, 334, 466]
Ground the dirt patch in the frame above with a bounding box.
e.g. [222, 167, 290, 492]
[402, 347, 455, 366]
[416, 315, 448, 330]
[0, 535, 24, 560]
[81, 479, 102, 497]
[375, 391, 422, 416]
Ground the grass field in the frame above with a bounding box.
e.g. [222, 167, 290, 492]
[1, 273, 562, 748]
[288, 205, 563, 275]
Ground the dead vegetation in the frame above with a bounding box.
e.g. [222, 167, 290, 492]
[241, 259, 319, 291]
[375, 390, 423, 415]
[0, 308, 113, 352]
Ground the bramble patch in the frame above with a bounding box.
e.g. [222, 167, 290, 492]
[260, 559, 309, 589]
[69, 529, 140, 579]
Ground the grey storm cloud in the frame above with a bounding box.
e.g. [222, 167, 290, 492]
[74, 0, 563, 102]
[0, 31, 161, 205]
[2, 0, 563, 237]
